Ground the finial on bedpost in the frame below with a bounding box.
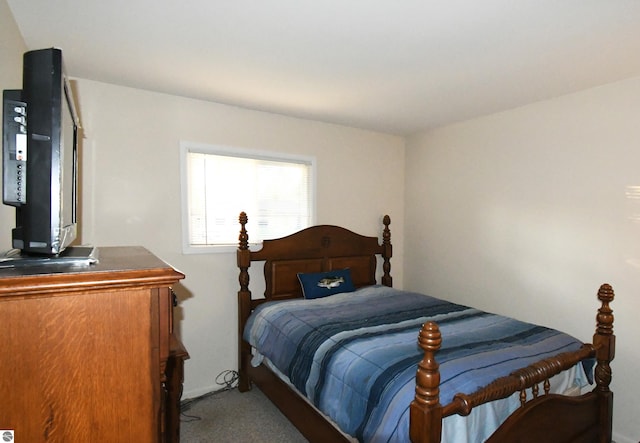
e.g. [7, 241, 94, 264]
[594, 284, 615, 389]
[239, 211, 249, 251]
[593, 283, 615, 442]
[410, 322, 442, 443]
[596, 283, 614, 337]
[238, 211, 250, 292]
[382, 215, 393, 287]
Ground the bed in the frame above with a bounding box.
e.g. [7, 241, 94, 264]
[236, 212, 615, 443]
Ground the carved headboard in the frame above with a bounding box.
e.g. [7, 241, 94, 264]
[237, 212, 392, 307]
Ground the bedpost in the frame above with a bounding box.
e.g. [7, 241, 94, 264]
[410, 322, 443, 443]
[237, 211, 252, 392]
[381, 215, 393, 287]
[593, 283, 615, 443]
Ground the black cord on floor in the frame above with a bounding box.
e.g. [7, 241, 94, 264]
[180, 369, 239, 422]
[215, 369, 239, 391]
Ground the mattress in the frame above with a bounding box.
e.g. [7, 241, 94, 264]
[244, 285, 592, 443]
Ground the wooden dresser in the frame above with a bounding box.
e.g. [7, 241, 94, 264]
[0, 246, 188, 443]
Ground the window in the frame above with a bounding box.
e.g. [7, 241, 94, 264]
[180, 142, 316, 253]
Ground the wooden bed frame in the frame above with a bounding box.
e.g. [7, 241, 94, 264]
[236, 212, 615, 443]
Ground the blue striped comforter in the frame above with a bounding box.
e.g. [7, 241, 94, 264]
[244, 285, 591, 442]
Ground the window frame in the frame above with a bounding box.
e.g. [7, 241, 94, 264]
[180, 141, 317, 254]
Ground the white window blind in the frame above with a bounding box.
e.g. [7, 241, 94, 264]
[181, 143, 315, 253]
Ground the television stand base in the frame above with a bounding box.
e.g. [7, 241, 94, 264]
[0, 246, 99, 268]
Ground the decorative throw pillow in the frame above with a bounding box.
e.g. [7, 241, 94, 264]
[297, 269, 356, 299]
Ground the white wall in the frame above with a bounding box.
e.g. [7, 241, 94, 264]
[0, 0, 27, 251]
[73, 79, 405, 398]
[405, 77, 640, 443]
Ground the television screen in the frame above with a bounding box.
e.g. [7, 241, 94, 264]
[58, 75, 78, 242]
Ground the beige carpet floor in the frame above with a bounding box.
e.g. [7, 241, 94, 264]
[179, 387, 307, 442]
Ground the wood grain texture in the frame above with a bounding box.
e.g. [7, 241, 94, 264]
[0, 247, 185, 442]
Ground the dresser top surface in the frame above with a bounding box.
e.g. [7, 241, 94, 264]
[0, 246, 184, 297]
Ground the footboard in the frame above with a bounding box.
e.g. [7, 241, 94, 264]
[410, 284, 615, 443]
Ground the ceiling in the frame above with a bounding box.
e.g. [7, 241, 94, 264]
[7, 1, 640, 135]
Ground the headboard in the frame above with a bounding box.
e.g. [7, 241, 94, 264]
[237, 211, 392, 310]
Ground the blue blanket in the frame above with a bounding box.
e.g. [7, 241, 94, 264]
[244, 286, 590, 442]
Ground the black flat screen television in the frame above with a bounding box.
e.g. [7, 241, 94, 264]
[2, 48, 79, 256]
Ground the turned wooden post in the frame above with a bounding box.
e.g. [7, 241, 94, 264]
[410, 322, 443, 443]
[237, 211, 252, 392]
[381, 215, 393, 287]
[593, 283, 615, 443]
